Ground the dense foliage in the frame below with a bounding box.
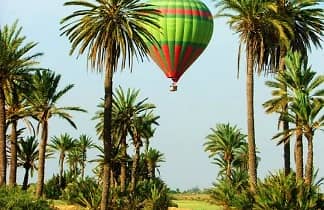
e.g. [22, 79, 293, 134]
[0, 187, 52, 210]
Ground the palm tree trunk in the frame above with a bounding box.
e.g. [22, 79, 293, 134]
[226, 159, 232, 180]
[59, 153, 64, 188]
[279, 47, 290, 176]
[100, 67, 113, 210]
[305, 133, 313, 185]
[36, 121, 48, 198]
[120, 135, 127, 193]
[295, 127, 303, 182]
[0, 87, 6, 186]
[9, 120, 18, 186]
[81, 151, 85, 179]
[148, 161, 154, 179]
[22, 166, 30, 190]
[246, 44, 257, 193]
[130, 140, 141, 193]
[283, 120, 290, 176]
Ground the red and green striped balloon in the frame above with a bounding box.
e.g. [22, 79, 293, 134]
[146, 0, 213, 83]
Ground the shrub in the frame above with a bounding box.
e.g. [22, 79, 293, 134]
[61, 176, 101, 209]
[254, 171, 324, 210]
[0, 187, 52, 210]
[135, 178, 173, 210]
[210, 169, 253, 210]
[44, 174, 62, 199]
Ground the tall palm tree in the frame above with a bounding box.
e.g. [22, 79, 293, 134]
[61, 1, 159, 207]
[5, 82, 34, 186]
[269, 0, 324, 176]
[273, 51, 324, 184]
[215, 0, 290, 192]
[76, 134, 94, 179]
[263, 71, 293, 175]
[290, 92, 324, 185]
[204, 123, 247, 180]
[49, 133, 76, 187]
[25, 70, 86, 198]
[129, 111, 159, 192]
[0, 21, 42, 185]
[145, 148, 165, 179]
[272, 51, 324, 182]
[17, 136, 38, 190]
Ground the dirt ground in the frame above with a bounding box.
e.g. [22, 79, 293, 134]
[53, 205, 80, 210]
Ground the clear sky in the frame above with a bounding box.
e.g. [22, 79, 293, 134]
[1, 0, 323, 191]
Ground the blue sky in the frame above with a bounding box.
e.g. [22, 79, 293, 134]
[1, 0, 324, 190]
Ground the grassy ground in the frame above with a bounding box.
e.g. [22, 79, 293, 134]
[173, 200, 222, 210]
[171, 193, 222, 210]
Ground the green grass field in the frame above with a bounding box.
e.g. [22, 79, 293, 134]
[171, 193, 222, 210]
[174, 200, 222, 210]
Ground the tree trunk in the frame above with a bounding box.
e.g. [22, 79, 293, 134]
[59, 153, 65, 188]
[22, 166, 30, 190]
[100, 67, 113, 210]
[81, 151, 85, 179]
[246, 44, 257, 193]
[283, 120, 290, 176]
[226, 159, 232, 180]
[130, 140, 141, 193]
[9, 120, 18, 186]
[120, 135, 127, 193]
[36, 121, 48, 198]
[295, 127, 303, 182]
[279, 47, 290, 176]
[0, 86, 6, 186]
[305, 132, 313, 185]
[148, 161, 154, 179]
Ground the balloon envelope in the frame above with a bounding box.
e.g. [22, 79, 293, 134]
[145, 0, 214, 83]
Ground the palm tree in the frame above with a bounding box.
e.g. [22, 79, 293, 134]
[113, 87, 156, 193]
[60, 0, 159, 208]
[129, 111, 159, 192]
[268, 0, 324, 176]
[66, 147, 83, 178]
[272, 51, 324, 183]
[290, 92, 324, 185]
[6, 81, 34, 186]
[25, 70, 86, 198]
[49, 133, 76, 187]
[76, 134, 94, 179]
[0, 21, 42, 185]
[145, 148, 165, 179]
[263, 71, 292, 175]
[204, 123, 247, 180]
[17, 136, 38, 190]
[215, 0, 290, 192]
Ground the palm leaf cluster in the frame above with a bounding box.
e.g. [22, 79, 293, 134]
[265, 51, 324, 184]
[216, 0, 324, 193]
[92, 86, 162, 195]
[204, 123, 249, 180]
[0, 21, 86, 199]
[60, 1, 161, 208]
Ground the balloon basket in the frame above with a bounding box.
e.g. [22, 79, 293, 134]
[169, 82, 177, 92]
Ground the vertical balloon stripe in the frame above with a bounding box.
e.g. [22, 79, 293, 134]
[162, 45, 172, 72]
[174, 44, 182, 71]
[150, 45, 167, 75]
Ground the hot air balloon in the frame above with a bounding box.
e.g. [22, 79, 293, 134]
[145, 0, 213, 91]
